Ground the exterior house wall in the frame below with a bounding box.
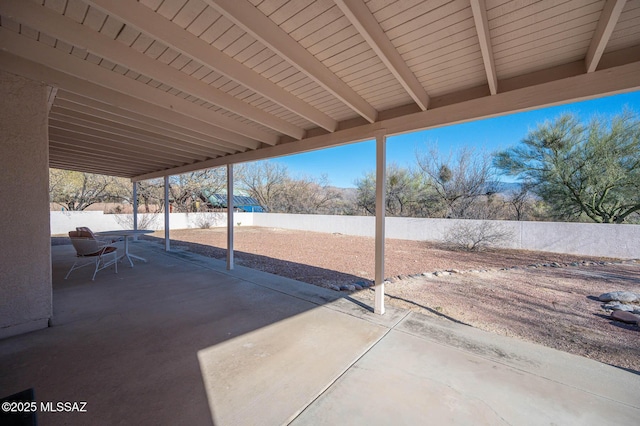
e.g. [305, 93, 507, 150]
[0, 70, 51, 339]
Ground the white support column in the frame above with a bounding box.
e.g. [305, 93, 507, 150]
[374, 133, 387, 315]
[164, 175, 170, 252]
[227, 164, 234, 270]
[132, 181, 138, 231]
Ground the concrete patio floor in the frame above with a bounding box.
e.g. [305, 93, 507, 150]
[1, 240, 638, 425]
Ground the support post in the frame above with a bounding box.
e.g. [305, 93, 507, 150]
[374, 133, 386, 314]
[164, 175, 170, 252]
[132, 181, 138, 231]
[227, 164, 234, 270]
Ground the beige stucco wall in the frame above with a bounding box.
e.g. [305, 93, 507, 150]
[0, 70, 52, 338]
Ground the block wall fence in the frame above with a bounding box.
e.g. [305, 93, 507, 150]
[51, 211, 640, 259]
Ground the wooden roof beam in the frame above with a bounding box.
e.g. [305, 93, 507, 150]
[0, 0, 299, 141]
[0, 50, 262, 150]
[133, 59, 640, 181]
[48, 124, 208, 163]
[334, 0, 429, 110]
[204, 0, 378, 123]
[53, 95, 237, 154]
[0, 28, 273, 146]
[49, 108, 228, 157]
[86, 0, 337, 133]
[470, 0, 498, 95]
[585, 0, 627, 73]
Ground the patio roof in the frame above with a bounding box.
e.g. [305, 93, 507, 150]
[1, 0, 639, 180]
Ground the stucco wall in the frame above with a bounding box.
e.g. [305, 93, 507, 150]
[50, 212, 640, 259]
[0, 70, 51, 339]
[252, 214, 640, 259]
[50, 211, 254, 235]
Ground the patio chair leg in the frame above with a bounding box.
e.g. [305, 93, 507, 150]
[92, 258, 100, 281]
[64, 261, 79, 280]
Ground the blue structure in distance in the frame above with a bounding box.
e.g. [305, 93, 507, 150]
[203, 193, 264, 212]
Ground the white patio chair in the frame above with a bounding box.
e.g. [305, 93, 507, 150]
[76, 226, 122, 244]
[65, 231, 118, 281]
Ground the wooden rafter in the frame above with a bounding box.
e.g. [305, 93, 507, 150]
[53, 95, 237, 154]
[470, 0, 498, 95]
[335, 0, 429, 110]
[204, 0, 378, 123]
[85, 0, 338, 133]
[0, 50, 263, 150]
[0, 0, 301, 141]
[585, 0, 627, 73]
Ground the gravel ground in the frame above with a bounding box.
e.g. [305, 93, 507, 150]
[143, 227, 640, 372]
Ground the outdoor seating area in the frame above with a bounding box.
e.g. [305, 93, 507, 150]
[0, 241, 637, 425]
[65, 229, 118, 281]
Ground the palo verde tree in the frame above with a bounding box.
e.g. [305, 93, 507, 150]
[494, 111, 640, 223]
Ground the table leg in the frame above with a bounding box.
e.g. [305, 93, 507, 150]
[119, 235, 147, 266]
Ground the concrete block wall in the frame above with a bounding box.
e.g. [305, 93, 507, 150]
[49, 211, 640, 259]
[251, 214, 640, 259]
[50, 211, 254, 235]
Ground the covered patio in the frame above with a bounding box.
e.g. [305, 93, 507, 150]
[1, 0, 640, 423]
[1, 241, 637, 424]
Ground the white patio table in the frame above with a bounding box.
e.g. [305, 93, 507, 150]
[96, 229, 154, 267]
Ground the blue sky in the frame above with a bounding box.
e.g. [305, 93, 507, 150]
[264, 90, 640, 188]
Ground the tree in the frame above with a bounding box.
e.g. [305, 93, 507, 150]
[169, 169, 226, 212]
[495, 111, 640, 223]
[354, 164, 438, 217]
[236, 160, 344, 214]
[236, 161, 287, 212]
[136, 179, 164, 213]
[416, 146, 498, 219]
[49, 169, 121, 211]
[503, 181, 535, 221]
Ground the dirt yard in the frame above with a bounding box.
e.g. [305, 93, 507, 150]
[146, 227, 639, 373]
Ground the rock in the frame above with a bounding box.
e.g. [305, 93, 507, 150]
[353, 284, 363, 291]
[387, 276, 398, 283]
[610, 310, 640, 325]
[421, 272, 433, 278]
[598, 291, 639, 303]
[340, 284, 356, 292]
[449, 269, 460, 274]
[602, 302, 635, 312]
[570, 262, 579, 267]
[328, 285, 341, 291]
[434, 271, 449, 277]
[550, 262, 561, 268]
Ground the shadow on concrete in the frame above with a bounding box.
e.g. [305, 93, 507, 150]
[2, 239, 390, 425]
[141, 235, 371, 289]
[383, 293, 471, 325]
